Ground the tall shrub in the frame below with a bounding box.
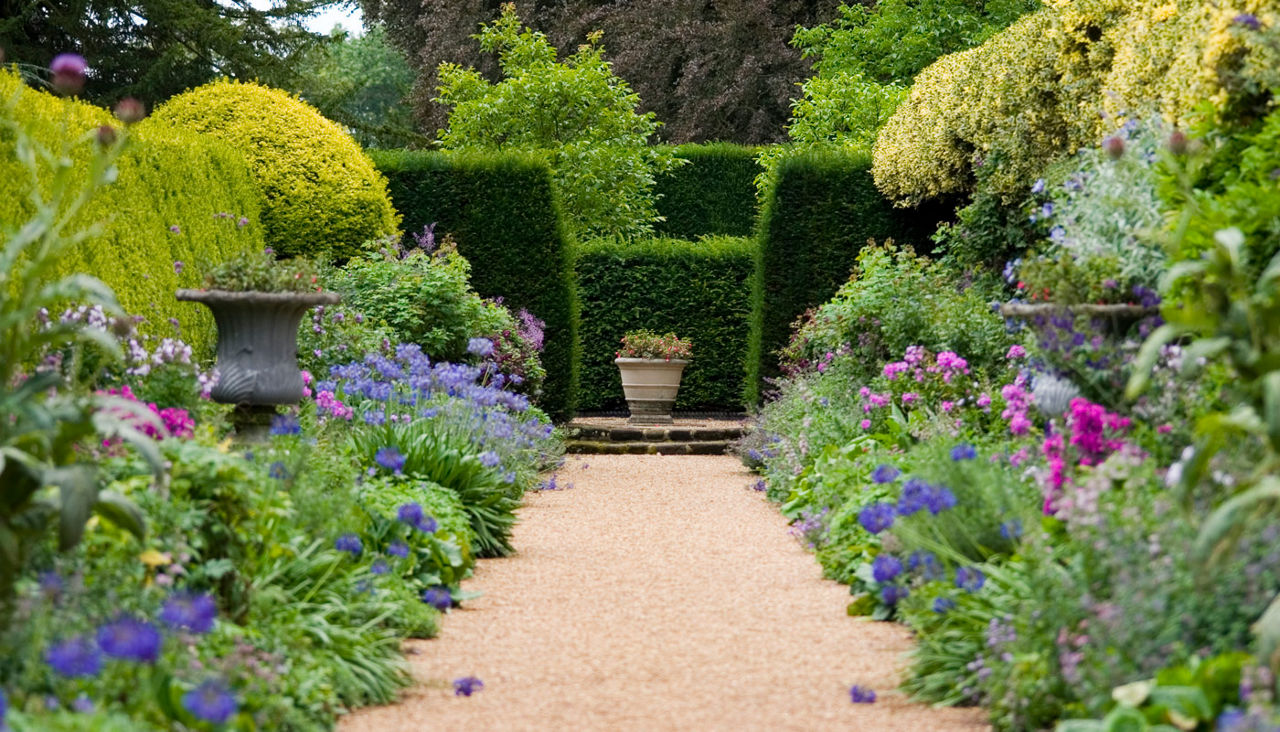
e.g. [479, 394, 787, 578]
[653, 144, 762, 239]
[369, 149, 579, 420]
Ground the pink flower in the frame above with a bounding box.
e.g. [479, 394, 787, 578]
[860, 419, 871, 430]
[882, 361, 909, 380]
[940, 401, 955, 413]
[1157, 424, 1172, 434]
[976, 393, 992, 408]
[901, 392, 919, 404]
[1006, 345, 1026, 360]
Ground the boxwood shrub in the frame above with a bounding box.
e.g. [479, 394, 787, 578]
[654, 143, 762, 239]
[0, 70, 263, 357]
[746, 150, 927, 402]
[576, 236, 756, 411]
[369, 149, 579, 420]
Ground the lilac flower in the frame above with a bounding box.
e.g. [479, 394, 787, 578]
[950, 444, 977, 461]
[872, 555, 903, 583]
[374, 446, 406, 474]
[269, 414, 301, 436]
[1234, 13, 1262, 29]
[334, 533, 363, 557]
[182, 680, 238, 724]
[371, 559, 390, 575]
[71, 694, 93, 713]
[479, 451, 501, 468]
[933, 597, 956, 614]
[956, 567, 985, 593]
[422, 586, 452, 611]
[849, 685, 877, 704]
[97, 616, 162, 663]
[46, 636, 102, 677]
[387, 541, 410, 558]
[858, 503, 895, 534]
[467, 338, 495, 357]
[871, 464, 900, 483]
[880, 584, 909, 605]
[453, 676, 484, 697]
[159, 592, 218, 634]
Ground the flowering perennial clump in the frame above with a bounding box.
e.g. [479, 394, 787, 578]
[615, 330, 692, 361]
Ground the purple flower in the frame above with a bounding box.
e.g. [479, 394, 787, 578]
[880, 584, 909, 605]
[173, 260, 184, 274]
[39, 571, 63, 599]
[908, 551, 943, 580]
[858, 503, 896, 534]
[375, 446, 406, 474]
[182, 680, 238, 724]
[479, 451, 501, 468]
[71, 694, 93, 713]
[453, 676, 484, 697]
[999, 519, 1023, 540]
[49, 53, 87, 94]
[159, 592, 217, 634]
[872, 554, 903, 583]
[1234, 13, 1262, 29]
[387, 541, 410, 558]
[924, 486, 957, 515]
[896, 479, 932, 516]
[849, 685, 877, 704]
[422, 586, 452, 611]
[933, 597, 956, 614]
[46, 636, 102, 677]
[269, 414, 301, 436]
[97, 616, 162, 663]
[871, 464, 900, 483]
[956, 567, 985, 593]
[1030, 178, 1046, 195]
[371, 559, 390, 575]
[467, 337, 495, 357]
[950, 444, 977, 461]
[335, 533, 363, 557]
[168, 225, 182, 234]
[397, 502, 425, 526]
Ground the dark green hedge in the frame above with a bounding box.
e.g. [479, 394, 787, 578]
[654, 143, 762, 239]
[369, 150, 579, 420]
[576, 236, 756, 411]
[746, 151, 925, 402]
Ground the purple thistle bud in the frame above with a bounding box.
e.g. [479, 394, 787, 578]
[95, 124, 117, 147]
[113, 97, 145, 124]
[50, 53, 87, 95]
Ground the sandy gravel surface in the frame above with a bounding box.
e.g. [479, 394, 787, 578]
[339, 454, 989, 732]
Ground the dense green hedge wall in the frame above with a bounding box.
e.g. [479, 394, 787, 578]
[576, 236, 755, 411]
[654, 143, 762, 239]
[369, 149, 579, 420]
[746, 151, 924, 402]
[0, 70, 263, 357]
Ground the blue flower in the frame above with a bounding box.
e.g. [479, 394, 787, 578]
[159, 592, 217, 634]
[97, 616, 162, 663]
[880, 584, 909, 605]
[397, 502, 424, 527]
[268, 461, 290, 480]
[269, 414, 301, 436]
[479, 451, 501, 468]
[752, 479, 766, 492]
[467, 338, 495, 357]
[999, 519, 1023, 541]
[950, 444, 977, 461]
[39, 571, 63, 599]
[182, 680, 238, 724]
[896, 479, 932, 516]
[422, 586, 452, 611]
[46, 636, 102, 677]
[872, 554, 903, 583]
[387, 541, 410, 558]
[933, 597, 956, 614]
[453, 676, 484, 697]
[956, 567, 985, 593]
[374, 446, 406, 474]
[924, 486, 957, 515]
[0, 688, 6, 725]
[1030, 178, 1046, 194]
[849, 685, 877, 704]
[1234, 13, 1261, 29]
[371, 559, 390, 576]
[71, 694, 93, 713]
[1040, 202, 1054, 218]
[871, 464, 900, 484]
[335, 533, 363, 557]
[418, 515, 438, 533]
[908, 551, 943, 580]
[857, 503, 895, 534]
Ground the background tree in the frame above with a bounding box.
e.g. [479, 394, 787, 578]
[0, 0, 339, 107]
[361, 0, 841, 145]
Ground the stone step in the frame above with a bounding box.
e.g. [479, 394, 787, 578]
[565, 420, 747, 444]
[565, 440, 735, 455]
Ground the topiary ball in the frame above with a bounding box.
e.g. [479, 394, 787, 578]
[152, 79, 400, 261]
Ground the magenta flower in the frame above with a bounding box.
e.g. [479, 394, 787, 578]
[50, 53, 87, 94]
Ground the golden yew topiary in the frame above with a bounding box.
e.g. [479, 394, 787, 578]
[151, 79, 400, 261]
[872, 0, 1280, 205]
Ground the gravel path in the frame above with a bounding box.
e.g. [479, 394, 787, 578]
[339, 454, 989, 731]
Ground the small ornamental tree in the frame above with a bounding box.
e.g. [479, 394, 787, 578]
[434, 3, 680, 241]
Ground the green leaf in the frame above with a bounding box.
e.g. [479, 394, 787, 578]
[45, 465, 99, 551]
[1102, 705, 1149, 732]
[1193, 477, 1280, 565]
[1126, 324, 1182, 399]
[1055, 721, 1108, 732]
[93, 490, 146, 541]
[1147, 686, 1213, 725]
[1252, 591, 1280, 672]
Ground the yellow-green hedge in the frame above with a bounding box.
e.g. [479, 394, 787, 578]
[151, 80, 400, 261]
[872, 0, 1280, 205]
[0, 70, 263, 355]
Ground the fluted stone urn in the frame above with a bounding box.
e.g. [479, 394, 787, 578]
[177, 289, 339, 437]
[615, 357, 688, 425]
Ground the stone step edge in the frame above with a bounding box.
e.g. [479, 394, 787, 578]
[565, 424, 746, 443]
[565, 440, 734, 455]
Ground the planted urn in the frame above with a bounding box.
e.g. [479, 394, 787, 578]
[614, 330, 692, 425]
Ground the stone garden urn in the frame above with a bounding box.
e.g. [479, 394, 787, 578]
[615, 357, 688, 425]
[177, 289, 339, 438]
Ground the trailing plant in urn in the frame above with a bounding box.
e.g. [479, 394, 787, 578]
[615, 331, 692, 424]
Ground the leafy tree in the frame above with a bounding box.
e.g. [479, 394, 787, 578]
[290, 25, 427, 148]
[435, 4, 679, 240]
[361, 0, 840, 145]
[0, 0, 338, 106]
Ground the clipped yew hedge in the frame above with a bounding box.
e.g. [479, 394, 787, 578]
[654, 143, 762, 239]
[576, 236, 755, 411]
[369, 149, 579, 420]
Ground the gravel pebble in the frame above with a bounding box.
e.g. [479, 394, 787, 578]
[339, 454, 990, 731]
